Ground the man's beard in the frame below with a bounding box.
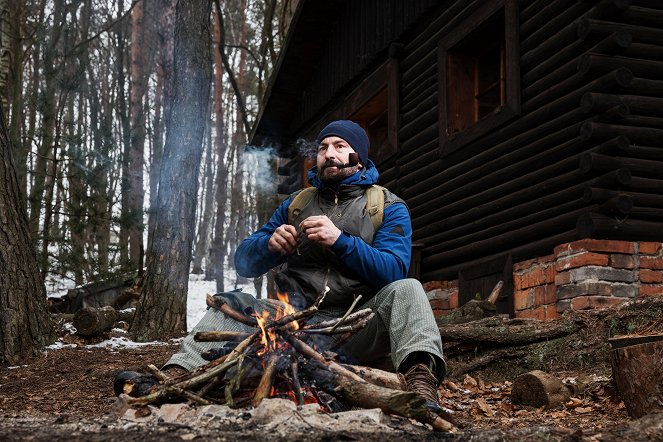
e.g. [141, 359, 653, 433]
[319, 162, 360, 182]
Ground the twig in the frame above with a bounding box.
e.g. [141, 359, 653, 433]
[195, 331, 252, 342]
[299, 313, 374, 335]
[329, 295, 363, 333]
[302, 308, 373, 330]
[290, 354, 305, 406]
[146, 364, 169, 382]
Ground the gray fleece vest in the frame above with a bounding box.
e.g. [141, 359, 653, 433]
[274, 184, 405, 309]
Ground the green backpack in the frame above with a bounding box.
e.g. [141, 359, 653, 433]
[287, 185, 386, 231]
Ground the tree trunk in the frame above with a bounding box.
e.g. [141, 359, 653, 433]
[0, 102, 53, 366]
[130, 0, 212, 341]
[209, 7, 228, 290]
[192, 124, 215, 274]
[128, 0, 146, 270]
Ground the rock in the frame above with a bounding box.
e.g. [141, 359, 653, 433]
[251, 398, 297, 425]
[157, 403, 194, 424]
[511, 370, 571, 409]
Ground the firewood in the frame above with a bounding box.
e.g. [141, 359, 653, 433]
[340, 364, 403, 390]
[206, 294, 258, 327]
[290, 355, 305, 406]
[284, 332, 457, 432]
[301, 308, 373, 329]
[251, 355, 279, 407]
[195, 331, 252, 342]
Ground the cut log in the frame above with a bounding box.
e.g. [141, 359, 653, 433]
[511, 370, 572, 409]
[438, 316, 580, 345]
[73, 306, 121, 337]
[609, 333, 663, 418]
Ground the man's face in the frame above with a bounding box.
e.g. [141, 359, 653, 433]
[317, 136, 362, 182]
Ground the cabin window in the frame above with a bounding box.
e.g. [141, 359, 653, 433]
[438, 0, 520, 156]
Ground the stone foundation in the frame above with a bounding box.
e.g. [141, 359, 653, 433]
[424, 239, 663, 321]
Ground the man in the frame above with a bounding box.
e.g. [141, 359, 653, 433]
[118, 120, 446, 411]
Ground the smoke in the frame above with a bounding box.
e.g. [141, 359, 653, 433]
[242, 146, 277, 194]
[295, 138, 318, 160]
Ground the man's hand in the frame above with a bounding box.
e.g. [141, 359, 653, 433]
[268, 224, 299, 255]
[299, 215, 342, 247]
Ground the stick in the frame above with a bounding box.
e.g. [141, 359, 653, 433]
[206, 294, 258, 326]
[486, 280, 504, 304]
[329, 295, 362, 333]
[290, 355, 305, 406]
[127, 332, 259, 406]
[300, 313, 374, 335]
[302, 308, 373, 330]
[195, 330, 252, 342]
[146, 364, 169, 382]
[251, 354, 279, 407]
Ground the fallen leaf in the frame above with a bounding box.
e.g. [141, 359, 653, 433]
[565, 397, 583, 408]
[475, 397, 495, 417]
[575, 407, 593, 414]
[463, 375, 478, 388]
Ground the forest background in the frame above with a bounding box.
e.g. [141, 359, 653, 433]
[1, 0, 297, 364]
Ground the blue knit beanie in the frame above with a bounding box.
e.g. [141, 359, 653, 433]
[315, 120, 369, 165]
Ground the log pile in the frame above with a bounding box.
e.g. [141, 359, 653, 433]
[121, 292, 457, 432]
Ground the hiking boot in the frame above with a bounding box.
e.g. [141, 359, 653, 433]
[113, 371, 160, 397]
[402, 363, 443, 413]
[113, 365, 188, 397]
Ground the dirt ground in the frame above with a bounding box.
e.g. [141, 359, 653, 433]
[2, 325, 661, 442]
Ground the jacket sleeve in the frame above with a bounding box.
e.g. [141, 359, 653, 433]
[234, 198, 292, 277]
[329, 202, 411, 289]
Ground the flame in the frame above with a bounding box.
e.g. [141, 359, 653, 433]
[254, 292, 300, 355]
[276, 292, 299, 330]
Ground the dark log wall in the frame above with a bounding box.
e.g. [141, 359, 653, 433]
[290, 0, 438, 130]
[389, 0, 663, 281]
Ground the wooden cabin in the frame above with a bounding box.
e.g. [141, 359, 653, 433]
[251, 0, 663, 318]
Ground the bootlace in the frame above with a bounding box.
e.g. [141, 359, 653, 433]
[403, 363, 440, 405]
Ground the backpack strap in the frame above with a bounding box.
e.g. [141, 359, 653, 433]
[287, 187, 317, 225]
[288, 185, 385, 231]
[366, 185, 385, 231]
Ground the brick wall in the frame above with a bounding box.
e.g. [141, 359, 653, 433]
[423, 239, 663, 321]
[422, 280, 458, 318]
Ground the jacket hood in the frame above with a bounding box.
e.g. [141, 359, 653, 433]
[307, 159, 379, 189]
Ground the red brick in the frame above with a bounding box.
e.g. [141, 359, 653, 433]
[521, 267, 551, 289]
[516, 307, 545, 320]
[431, 309, 447, 319]
[449, 291, 459, 309]
[639, 242, 662, 255]
[429, 299, 451, 310]
[640, 284, 663, 297]
[554, 239, 635, 257]
[588, 296, 624, 309]
[422, 280, 458, 291]
[533, 286, 554, 307]
[514, 274, 525, 291]
[514, 290, 533, 310]
[555, 252, 609, 272]
[571, 296, 591, 310]
[513, 254, 554, 272]
[609, 254, 636, 269]
[545, 265, 555, 284]
[640, 269, 663, 284]
[641, 257, 663, 270]
[555, 271, 572, 285]
[544, 305, 561, 320]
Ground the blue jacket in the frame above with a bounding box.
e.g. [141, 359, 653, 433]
[234, 160, 412, 294]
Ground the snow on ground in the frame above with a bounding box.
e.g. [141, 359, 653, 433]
[45, 272, 259, 350]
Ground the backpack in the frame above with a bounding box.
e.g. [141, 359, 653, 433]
[287, 185, 386, 231]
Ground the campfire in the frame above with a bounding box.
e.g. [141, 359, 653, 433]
[121, 290, 456, 431]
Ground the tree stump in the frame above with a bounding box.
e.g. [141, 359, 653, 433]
[609, 334, 663, 418]
[511, 370, 571, 409]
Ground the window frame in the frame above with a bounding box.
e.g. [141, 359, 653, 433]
[438, 0, 520, 157]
